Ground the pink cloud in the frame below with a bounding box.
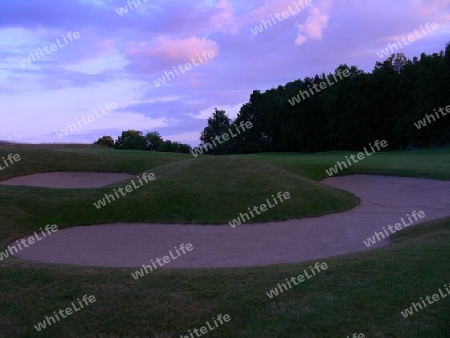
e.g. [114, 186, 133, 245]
[413, 0, 450, 27]
[209, 0, 238, 33]
[126, 36, 219, 61]
[413, 0, 450, 16]
[244, 0, 310, 23]
[295, 0, 333, 45]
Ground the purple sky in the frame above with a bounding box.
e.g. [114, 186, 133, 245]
[1, 0, 449, 146]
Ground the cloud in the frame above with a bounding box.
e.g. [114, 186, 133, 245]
[124, 35, 220, 75]
[189, 102, 243, 120]
[295, 1, 332, 45]
[244, 0, 309, 23]
[126, 36, 219, 61]
[413, 0, 450, 16]
[210, 0, 239, 33]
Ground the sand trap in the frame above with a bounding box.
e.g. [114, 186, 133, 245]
[11, 175, 450, 268]
[0, 172, 134, 189]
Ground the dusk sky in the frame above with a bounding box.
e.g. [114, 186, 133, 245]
[1, 0, 449, 146]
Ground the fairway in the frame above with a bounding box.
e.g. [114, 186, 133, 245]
[1, 146, 450, 337]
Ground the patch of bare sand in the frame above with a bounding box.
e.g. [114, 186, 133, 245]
[0, 172, 134, 189]
[11, 175, 450, 268]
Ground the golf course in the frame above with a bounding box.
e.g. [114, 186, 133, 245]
[0, 145, 449, 337]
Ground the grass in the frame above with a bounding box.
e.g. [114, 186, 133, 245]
[0, 146, 190, 180]
[0, 146, 449, 337]
[248, 148, 450, 181]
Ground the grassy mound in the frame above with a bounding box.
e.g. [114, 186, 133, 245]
[0, 149, 358, 248]
[0, 146, 190, 180]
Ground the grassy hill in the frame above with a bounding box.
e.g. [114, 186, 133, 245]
[0, 146, 358, 248]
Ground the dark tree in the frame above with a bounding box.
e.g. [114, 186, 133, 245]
[200, 108, 232, 154]
[146, 132, 163, 151]
[114, 130, 146, 150]
[94, 136, 114, 148]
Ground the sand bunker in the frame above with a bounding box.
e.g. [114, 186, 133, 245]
[11, 175, 450, 268]
[0, 172, 134, 188]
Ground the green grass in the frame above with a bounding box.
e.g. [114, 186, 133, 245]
[248, 148, 450, 180]
[0, 146, 449, 337]
[0, 146, 190, 180]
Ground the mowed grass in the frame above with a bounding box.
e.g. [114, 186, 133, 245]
[0, 146, 449, 337]
[249, 148, 450, 180]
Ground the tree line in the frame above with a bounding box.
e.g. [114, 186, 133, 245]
[198, 42, 450, 153]
[94, 131, 191, 153]
[94, 43, 449, 154]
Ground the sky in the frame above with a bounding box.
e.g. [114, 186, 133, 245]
[0, 0, 449, 146]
